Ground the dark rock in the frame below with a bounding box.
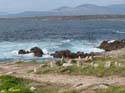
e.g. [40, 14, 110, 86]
[99, 40, 125, 51]
[30, 47, 44, 57]
[18, 49, 30, 54]
[51, 50, 86, 59]
[18, 47, 43, 57]
[51, 50, 71, 58]
[76, 51, 85, 58]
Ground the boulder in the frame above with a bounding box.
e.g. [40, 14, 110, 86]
[51, 50, 71, 58]
[99, 40, 125, 51]
[30, 47, 43, 57]
[18, 49, 30, 54]
[18, 47, 43, 57]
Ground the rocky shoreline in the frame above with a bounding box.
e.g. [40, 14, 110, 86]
[99, 39, 125, 51]
[17, 39, 125, 59]
[0, 39, 125, 93]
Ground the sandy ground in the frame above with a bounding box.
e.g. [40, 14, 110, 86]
[0, 62, 125, 89]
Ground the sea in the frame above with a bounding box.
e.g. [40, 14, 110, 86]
[0, 18, 125, 61]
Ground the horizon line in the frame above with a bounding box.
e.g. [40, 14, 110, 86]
[4, 3, 125, 14]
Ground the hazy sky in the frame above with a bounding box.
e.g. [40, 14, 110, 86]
[0, 0, 124, 13]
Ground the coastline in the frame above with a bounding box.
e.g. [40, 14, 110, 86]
[0, 17, 125, 92]
[1, 15, 125, 20]
[0, 48, 125, 92]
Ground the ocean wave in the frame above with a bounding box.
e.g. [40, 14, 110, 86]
[42, 48, 49, 54]
[61, 39, 72, 43]
[11, 50, 34, 56]
[42, 54, 53, 59]
[115, 30, 125, 34]
[108, 40, 115, 43]
[11, 50, 18, 55]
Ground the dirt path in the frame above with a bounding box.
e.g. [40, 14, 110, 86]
[0, 62, 125, 88]
[15, 73, 125, 88]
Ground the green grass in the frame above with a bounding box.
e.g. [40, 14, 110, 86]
[0, 75, 32, 93]
[0, 75, 59, 93]
[32, 56, 125, 77]
[35, 65, 125, 77]
[93, 56, 125, 65]
[0, 75, 80, 93]
[0, 75, 125, 93]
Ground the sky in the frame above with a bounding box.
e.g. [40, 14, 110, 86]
[0, 0, 125, 13]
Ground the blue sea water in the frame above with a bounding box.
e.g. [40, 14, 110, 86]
[0, 18, 125, 61]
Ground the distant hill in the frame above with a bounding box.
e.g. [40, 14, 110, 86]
[1, 4, 125, 17]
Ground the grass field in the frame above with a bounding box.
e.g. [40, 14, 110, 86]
[0, 75, 125, 93]
[30, 57, 125, 77]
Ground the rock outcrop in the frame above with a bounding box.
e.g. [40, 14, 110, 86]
[51, 50, 93, 59]
[30, 47, 44, 57]
[18, 47, 44, 57]
[18, 49, 29, 54]
[99, 40, 125, 51]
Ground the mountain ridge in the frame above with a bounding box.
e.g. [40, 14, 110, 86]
[1, 4, 125, 17]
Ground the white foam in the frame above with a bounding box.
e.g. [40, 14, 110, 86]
[108, 40, 115, 43]
[42, 48, 49, 54]
[91, 48, 105, 52]
[0, 40, 105, 61]
[11, 50, 18, 55]
[25, 53, 34, 57]
[25, 48, 31, 52]
[61, 39, 71, 43]
[42, 54, 53, 58]
[116, 30, 125, 34]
